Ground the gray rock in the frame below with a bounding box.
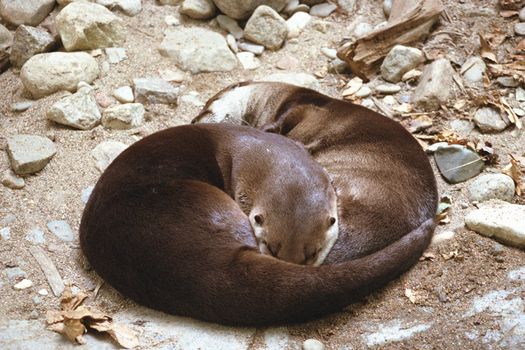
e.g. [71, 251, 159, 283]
[0, 23, 12, 50]
[102, 103, 145, 129]
[286, 11, 311, 38]
[244, 5, 288, 50]
[375, 83, 401, 94]
[238, 41, 265, 55]
[213, 0, 287, 20]
[47, 84, 101, 130]
[159, 27, 237, 73]
[337, 0, 356, 13]
[6, 135, 56, 175]
[96, 0, 142, 16]
[105, 47, 127, 64]
[381, 45, 424, 83]
[216, 15, 243, 39]
[303, 339, 325, 350]
[461, 56, 486, 84]
[515, 22, 525, 35]
[1, 169, 25, 189]
[180, 0, 216, 19]
[133, 77, 179, 104]
[320, 47, 337, 59]
[81, 185, 94, 204]
[355, 85, 372, 98]
[1, 214, 15, 225]
[5, 267, 26, 281]
[353, 22, 372, 37]
[473, 107, 507, 133]
[237, 52, 261, 70]
[11, 101, 33, 112]
[327, 58, 350, 73]
[310, 3, 337, 17]
[449, 119, 474, 136]
[20, 52, 99, 99]
[56, 2, 126, 51]
[364, 320, 432, 347]
[520, 6, 525, 21]
[92, 140, 128, 172]
[260, 72, 319, 90]
[10, 25, 55, 68]
[0, 227, 10, 240]
[0, 0, 55, 26]
[468, 173, 515, 203]
[413, 58, 455, 111]
[434, 144, 484, 183]
[47, 220, 75, 242]
[496, 76, 520, 87]
[383, 0, 392, 17]
[113, 86, 134, 103]
[25, 228, 45, 244]
[465, 202, 525, 248]
[518, 87, 525, 102]
[226, 34, 238, 52]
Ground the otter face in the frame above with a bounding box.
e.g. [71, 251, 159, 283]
[250, 184, 339, 266]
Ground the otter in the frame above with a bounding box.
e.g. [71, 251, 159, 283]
[193, 82, 439, 263]
[80, 122, 435, 325]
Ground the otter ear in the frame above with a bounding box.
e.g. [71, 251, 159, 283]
[329, 217, 336, 226]
[254, 214, 264, 226]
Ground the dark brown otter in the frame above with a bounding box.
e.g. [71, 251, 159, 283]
[80, 121, 436, 326]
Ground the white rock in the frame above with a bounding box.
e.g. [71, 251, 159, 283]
[236, 52, 260, 70]
[0, 227, 10, 240]
[20, 52, 99, 99]
[286, 11, 311, 39]
[260, 72, 319, 91]
[238, 41, 265, 55]
[244, 5, 288, 50]
[0, 0, 55, 26]
[179, 91, 203, 107]
[180, 0, 216, 19]
[96, 0, 142, 16]
[133, 77, 179, 104]
[310, 3, 337, 17]
[353, 22, 372, 37]
[25, 229, 45, 244]
[413, 58, 455, 111]
[6, 135, 56, 175]
[320, 47, 337, 59]
[56, 2, 126, 51]
[473, 107, 507, 133]
[159, 69, 186, 82]
[213, 0, 288, 20]
[105, 47, 127, 64]
[14, 279, 33, 290]
[381, 45, 424, 83]
[468, 174, 515, 203]
[38, 289, 49, 296]
[375, 83, 401, 94]
[461, 56, 486, 84]
[383, 0, 392, 17]
[159, 27, 237, 73]
[102, 103, 145, 129]
[92, 140, 128, 172]
[81, 186, 94, 204]
[47, 220, 75, 242]
[47, 84, 101, 130]
[355, 85, 372, 98]
[1, 169, 25, 189]
[303, 339, 325, 350]
[465, 202, 525, 248]
[113, 86, 134, 103]
[216, 15, 243, 39]
[0, 23, 13, 50]
[226, 34, 238, 52]
[431, 230, 455, 245]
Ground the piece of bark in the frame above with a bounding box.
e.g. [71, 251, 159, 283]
[30, 246, 65, 297]
[0, 51, 10, 74]
[337, 0, 444, 80]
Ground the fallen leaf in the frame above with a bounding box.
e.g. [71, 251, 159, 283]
[499, 96, 523, 129]
[479, 33, 498, 63]
[502, 154, 525, 196]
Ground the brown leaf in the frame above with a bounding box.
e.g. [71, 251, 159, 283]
[479, 33, 498, 63]
[499, 96, 523, 129]
[502, 155, 525, 196]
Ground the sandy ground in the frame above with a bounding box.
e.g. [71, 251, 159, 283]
[1, 0, 525, 349]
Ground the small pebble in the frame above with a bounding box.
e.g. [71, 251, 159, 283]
[81, 186, 94, 204]
[515, 22, 525, 36]
[320, 47, 337, 59]
[32, 296, 42, 305]
[38, 288, 49, 296]
[105, 47, 127, 64]
[113, 86, 134, 103]
[14, 279, 33, 290]
[355, 85, 372, 98]
[0, 227, 10, 240]
[276, 55, 299, 70]
[2, 169, 25, 189]
[310, 3, 337, 17]
[11, 101, 33, 112]
[375, 83, 401, 94]
[238, 41, 265, 55]
[25, 228, 45, 244]
[303, 338, 325, 350]
[236, 52, 261, 70]
[496, 76, 519, 87]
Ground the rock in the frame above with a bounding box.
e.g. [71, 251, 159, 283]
[496, 76, 520, 87]
[102, 103, 145, 129]
[0, 0, 55, 26]
[383, 0, 392, 17]
[515, 22, 525, 35]
[216, 15, 243, 39]
[381, 45, 424, 83]
[25, 229, 45, 244]
[0, 227, 10, 240]
[310, 3, 337, 17]
[244, 6, 288, 50]
[159, 27, 237, 73]
[413, 58, 455, 111]
[96, 0, 142, 16]
[113, 86, 134, 103]
[260, 72, 319, 90]
[1, 214, 16, 225]
[213, 0, 288, 20]
[0, 23, 12, 50]
[320, 47, 337, 59]
[468, 174, 515, 203]
[95, 91, 114, 108]
[434, 144, 484, 183]
[159, 69, 186, 82]
[375, 83, 401, 94]
[238, 41, 265, 55]
[6, 135, 56, 175]
[303, 339, 325, 350]
[236, 52, 261, 70]
[431, 230, 455, 245]
[179, 91, 203, 107]
[180, 0, 216, 19]
[38, 289, 48, 296]
[10, 25, 55, 68]
[92, 140, 128, 172]
[47, 220, 75, 242]
[20, 52, 99, 99]
[364, 320, 432, 347]
[14, 279, 33, 290]
[284, 0, 299, 14]
[47, 84, 101, 130]
[449, 119, 474, 136]
[465, 202, 525, 248]
[286, 11, 311, 39]
[520, 6, 525, 21]
[473, 107, 508, 133]
[327, 58, 349, 73]
[226, 34, 238, 52]
[353, 22, 372, 37]
[276, 55, 298, 70]
[133, 77, 179, 104]
[5, 267, 26, 281]
[1, 169, 25, 189]
[461, 56, 486, 84]
[355, 85, 372, 98]
[11, 101, 33, 112]
[337, 0, 356, 13]
[81, 186, 94, 204]
[105, 47, 127, 64]
[56, 2, 126, 51]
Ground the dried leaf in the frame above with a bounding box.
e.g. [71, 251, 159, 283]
[479, 33, 498, 63]
[502, 155, 525, 196]
[405, 288, 417, 303]
[499, 96, 523, 129]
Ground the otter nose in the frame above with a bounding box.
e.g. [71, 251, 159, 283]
[277, 246, 307, 265]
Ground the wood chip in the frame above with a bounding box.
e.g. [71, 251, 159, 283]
[30, 246, 65, 297]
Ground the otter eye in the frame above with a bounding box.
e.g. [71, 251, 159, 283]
[329, 217, 336, 226]
[254, 214, 264, 225]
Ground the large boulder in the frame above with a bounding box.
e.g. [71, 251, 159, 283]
[212, 0, 288, 20]
[0, 0, 55, 26]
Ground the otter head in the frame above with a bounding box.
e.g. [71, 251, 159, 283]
[249, 176, 339, 266]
